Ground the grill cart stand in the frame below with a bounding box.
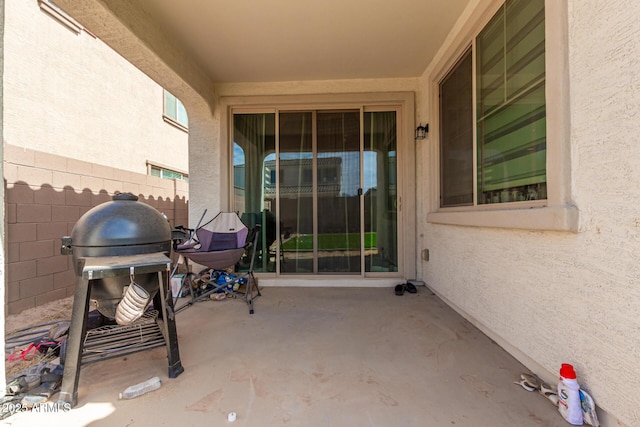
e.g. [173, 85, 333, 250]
[58, 253, 183, 407]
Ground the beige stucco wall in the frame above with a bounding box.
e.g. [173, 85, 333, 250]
[2, 0, 188, 175]
[2, 0, 190, 315]
[415, 1, 640, 426]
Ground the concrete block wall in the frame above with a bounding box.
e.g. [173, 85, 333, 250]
[4, 144, 189, 315]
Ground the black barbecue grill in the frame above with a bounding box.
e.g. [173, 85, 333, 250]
[58, 193, 184, 407]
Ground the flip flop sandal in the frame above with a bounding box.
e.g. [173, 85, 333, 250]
[514, 373, 541, 392]
[404, 282, 418, 293]
[539, 381, 558, 406]
[521, 373, 542, 390]
[394, 284, 405, 296]
[513, 378, 537, 392]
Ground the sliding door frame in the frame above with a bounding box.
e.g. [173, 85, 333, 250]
[222, 92, 416, 282]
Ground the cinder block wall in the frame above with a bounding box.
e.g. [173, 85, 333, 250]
[4, 144, 189, 315]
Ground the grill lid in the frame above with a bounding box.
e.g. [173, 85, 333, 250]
[66, 193, 171, 250]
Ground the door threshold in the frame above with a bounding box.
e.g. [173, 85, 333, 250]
[256, 277, 404, 287]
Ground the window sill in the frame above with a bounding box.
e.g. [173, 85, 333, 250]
[427, 204, 579, 232]
[162, 116, 189, 133]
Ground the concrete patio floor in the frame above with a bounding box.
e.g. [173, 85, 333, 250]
[6, 286, 566, 427]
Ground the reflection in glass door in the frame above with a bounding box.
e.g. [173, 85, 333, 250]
[316, 111, 361, 273]
[277, 112, 313, 273]
[364, 111, 398, 272]
[232, 113, 276, 273]
[233, 108, 397, 275]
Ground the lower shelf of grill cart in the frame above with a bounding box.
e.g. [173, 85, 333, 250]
[80, 310, 166, 365]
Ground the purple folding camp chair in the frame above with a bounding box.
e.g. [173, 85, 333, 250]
[172, 212, 261, 314]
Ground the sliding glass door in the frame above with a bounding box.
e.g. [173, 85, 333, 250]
[232, 108, 398, 275]
[316, 111, 361, 273]
[232, 113, 276, 272]
[364, 111, 398, 272]
[278, 112, 314, 273]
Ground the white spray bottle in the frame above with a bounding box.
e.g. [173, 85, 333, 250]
[558, 363, 583, 425]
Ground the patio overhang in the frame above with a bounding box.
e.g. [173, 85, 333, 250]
[52, 0, 472, 100]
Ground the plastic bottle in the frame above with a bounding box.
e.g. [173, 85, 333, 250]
[119, 376, 162, 399]
[557, 364, 583, 425]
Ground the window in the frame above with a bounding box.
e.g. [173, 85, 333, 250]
[163, 90, 189, 130]
[440, 49, 473, 207]
[440, 0, 545, 208]
[148, 163, 188, 182]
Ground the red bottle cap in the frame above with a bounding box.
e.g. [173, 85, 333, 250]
[560, 363, 577, 379]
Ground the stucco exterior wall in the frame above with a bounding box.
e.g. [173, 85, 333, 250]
[2, 0, 190, 314]
[3, 0, 188, 175]
[415, 1, 640, 426]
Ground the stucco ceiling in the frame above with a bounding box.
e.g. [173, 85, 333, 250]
[134, 0, 472, 83]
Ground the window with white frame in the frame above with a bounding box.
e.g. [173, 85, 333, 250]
[439, 0, 545, 208]
[163, 90, 189, 130]
[148, 163, 188, 182]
